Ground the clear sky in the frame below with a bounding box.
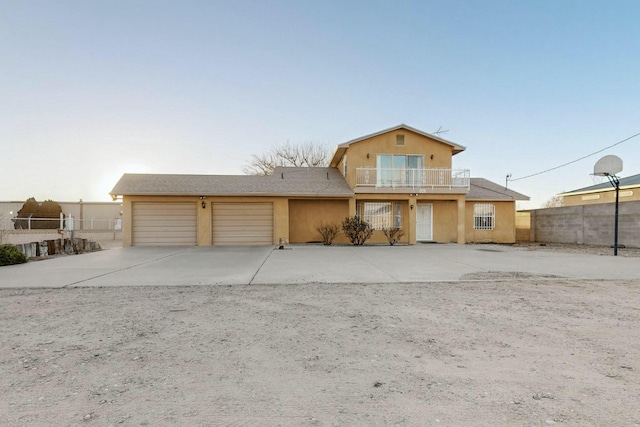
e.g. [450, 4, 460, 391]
[1, 0, 638, 208]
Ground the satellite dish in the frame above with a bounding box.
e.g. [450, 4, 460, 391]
[593, 155, 623, 176]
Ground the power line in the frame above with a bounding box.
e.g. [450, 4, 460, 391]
[508, 130, 640, 183]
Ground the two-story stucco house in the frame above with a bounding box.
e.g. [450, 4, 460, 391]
[111, 124, 528, 246]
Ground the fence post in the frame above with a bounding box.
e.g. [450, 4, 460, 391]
[60, 213, 64, 230]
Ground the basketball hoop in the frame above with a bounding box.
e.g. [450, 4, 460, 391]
[593, 155, 623, 256]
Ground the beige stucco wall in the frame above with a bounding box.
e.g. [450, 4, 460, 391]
[515, 211, 532, 242]
[415, 194, 465, 244]
[120, 194, 518, 246]
[289, 199, 350, 244]
[120, 194, 520, 246]
[351, 193, 465, 245]
[340, 129, 456, 188]
[562, 187, 640, 206]
[432, 200, 458, 243]
[465, 201, 516, 243]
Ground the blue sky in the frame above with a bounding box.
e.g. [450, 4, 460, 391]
[1, 0, 638, 208]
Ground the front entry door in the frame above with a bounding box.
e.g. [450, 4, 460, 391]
[416, 203, 433, 241]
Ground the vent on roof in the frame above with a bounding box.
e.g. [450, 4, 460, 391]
[396, 135, 405, 146]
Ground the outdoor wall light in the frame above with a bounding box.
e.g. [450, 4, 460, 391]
[430, 154, 434, 160]
[366, 153, 370, 159]
[410, 204, 414, 210]
[200, 196, 207, 209]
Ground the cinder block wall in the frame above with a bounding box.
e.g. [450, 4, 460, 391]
[527, 200, 640, 248]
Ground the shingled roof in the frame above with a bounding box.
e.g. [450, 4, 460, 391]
[467, 178, 529, 201]
[110, 167, 354, 197]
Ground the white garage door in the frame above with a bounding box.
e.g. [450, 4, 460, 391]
[212, 203, 273, 245]
[132, 202, 197, 246]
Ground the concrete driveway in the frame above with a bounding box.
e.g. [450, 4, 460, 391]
[2, 243, 640, 288]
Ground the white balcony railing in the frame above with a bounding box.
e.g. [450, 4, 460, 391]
[356, 168, 470, 190]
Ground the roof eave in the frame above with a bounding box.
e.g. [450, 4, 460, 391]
[559, 183, 639, 197]
[329, 147, 348, 167]
[467, 196, 530, 201]
[112, 191, 354, 198]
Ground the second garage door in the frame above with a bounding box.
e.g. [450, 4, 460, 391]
[212, 203, 273, 245]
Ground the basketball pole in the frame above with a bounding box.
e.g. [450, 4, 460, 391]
[610, 175, 619, 256]
[594, 155, 623, 257]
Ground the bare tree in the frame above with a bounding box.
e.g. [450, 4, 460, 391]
[541, 196, 564, 208]
[243, 141, 331, 175]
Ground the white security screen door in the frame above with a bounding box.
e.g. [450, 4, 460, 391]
[416, 203, 433, 241]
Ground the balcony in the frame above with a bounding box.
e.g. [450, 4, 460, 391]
[355, 168, 470, 193]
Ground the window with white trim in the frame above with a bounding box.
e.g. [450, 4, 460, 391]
[473, 203, 495, 230]
[357, 202, 402, 230]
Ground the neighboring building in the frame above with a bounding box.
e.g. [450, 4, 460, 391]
[110, 124, 528, 246]
[559, 173, 640, 206]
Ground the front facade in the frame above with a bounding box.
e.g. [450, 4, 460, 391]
[111, 124, 528, 246]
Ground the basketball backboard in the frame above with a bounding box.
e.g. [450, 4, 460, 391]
[593, 155, 623, 176]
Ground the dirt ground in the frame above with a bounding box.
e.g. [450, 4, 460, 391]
[1, 245, 640, 426]
[513, 242, 640, 258]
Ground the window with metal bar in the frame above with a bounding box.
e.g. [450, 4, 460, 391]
[357, 202, 402, 230]
[473, 203, 495, 230]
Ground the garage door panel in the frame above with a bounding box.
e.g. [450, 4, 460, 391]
[134, 238, 194, 245]
[212, 203, 273, 245]
[133, 202, 197, 246]
[134, 223, 195, 230]
[138, 218, 195, 228]
[211, 225, 272, 232]
[214, 236, 271, 244]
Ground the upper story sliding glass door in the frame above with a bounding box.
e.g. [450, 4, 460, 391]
[376, 154, 424, 187]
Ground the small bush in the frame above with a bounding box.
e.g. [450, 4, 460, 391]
[382, 228, 405, 246]
[342, 216, 373, 246]
[0, 244, 28, 266]
[316, 222, 340, 245]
